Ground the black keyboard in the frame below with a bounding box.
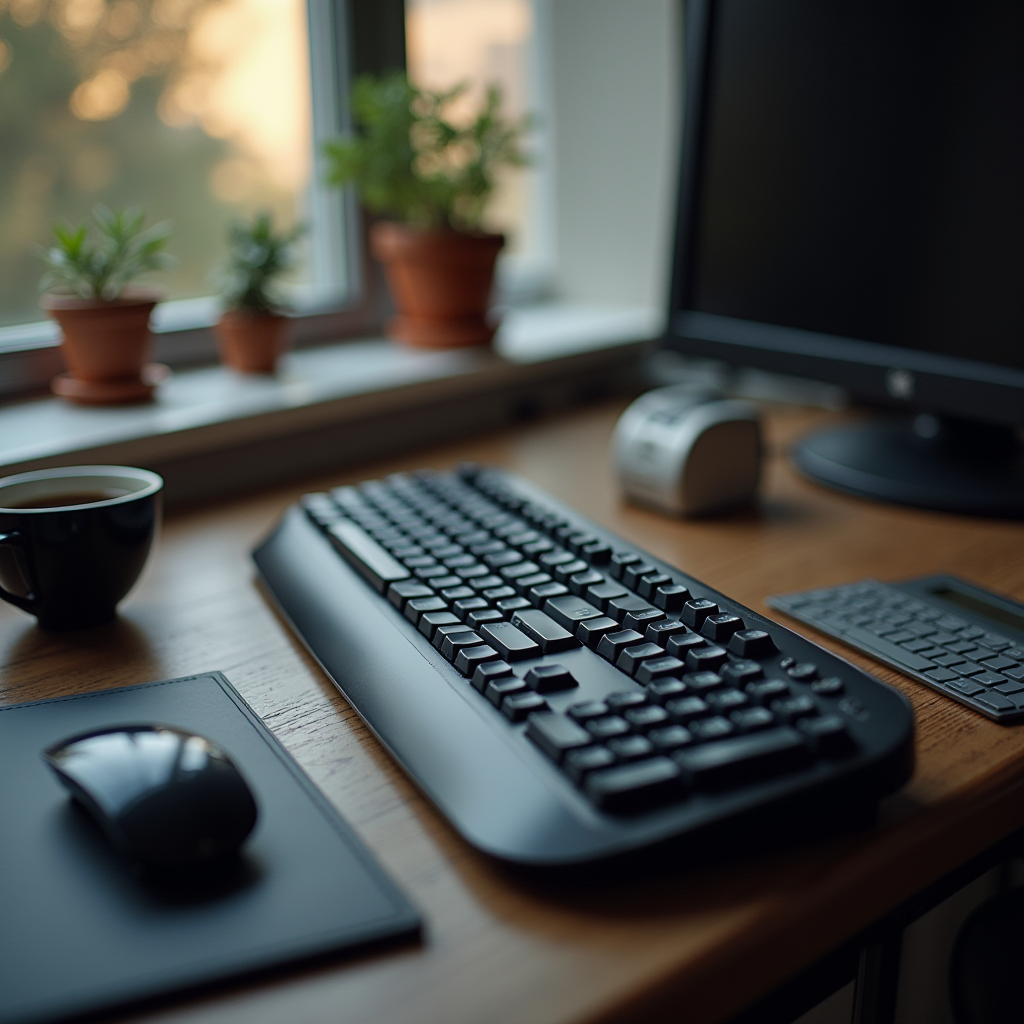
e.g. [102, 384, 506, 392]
[253, 466, 914, 865]
[769, 577, 1024, 723]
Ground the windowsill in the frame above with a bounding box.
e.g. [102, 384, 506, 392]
[0, 304, 660, 503]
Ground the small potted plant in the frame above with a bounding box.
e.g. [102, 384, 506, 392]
[324, 73, 529, 349]
[38, 205, 174, 404]
[214, 213, 303, 374]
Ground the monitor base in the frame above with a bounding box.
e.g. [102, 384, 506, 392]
[792, 417, 1024, 518]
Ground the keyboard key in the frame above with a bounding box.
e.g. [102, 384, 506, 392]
[584, 757, 682, 812]
[453, 596, 488, 619]
[483, 585, 517, 601]
[666, 631, 707, 657]
[622, 562, 658, 590]
[674, 726, 808, 789]
[635, 656, 686, 685]
[568, 570, 606, 595]
[419, 611, 460, 641]
[486, 676, 528, 707]
[616, 643, 666, 676]
[469, 575, 506, 592]
[552, 559, 589, 583]
[770, 695, 819, 724]
[943, 678, 984, 697]
[623, 607, 666, 633]
[975, 692, 1014, 712]
[682, 671, 724, 694]
[637, 573, 673, 601]
[388, 580, 436, 611]
[981, 655, 1019, 673]
[721, 660, 764, 686]
[564, 745, 617, 783]
[606, 691, 648, 711]
[525, 664, 578, 693]
[646, 677, 689, 704]
[586, 582, 629, 609]
[586, 716, 632, 740]
[497, 596, 532, 614]
[327, 520, 411, 593]
[503, 693, 549, 722]
[701, 613, 744, 642]
[607, 594, 656, 624]
[746, 679, 790, 704]
[455, 645, 501, 677]
[653, 584, 692, 615]
[567, 700, 610, 722]
[472, 660, 513, 693]
[511, 609, 580, 653]
[404, 596, 448, 624]
[607, 735, 655, 761]
[500, 561, 541, 581]
[623, 705, 670, 732]
[730, 706, 774, 732]
[925, 667, 959, 683]
[525, 712, 592, 760]
[543, 595, 604, 631]
[645, 620, 689, 645]
[514, 572, 553, 595]
[440, 630, 485, 662]
[787, 663, 819, 682]
[688, 716, 735, 741]
[597, 629, 646, 662]
[481, 621, 543, 661]
[576, 616, 622, 648]
[973, 671, 1009, 686]
[681, 599, 719, 629]
[648, 725, 694, 751]
[685, 646, 728, 672]
[467, 609, 504, 629]
[529, 581, 569, 604]
[705, 688, 749, 712]
[609, 552, 643, 579]
[665, 696, 711, 722]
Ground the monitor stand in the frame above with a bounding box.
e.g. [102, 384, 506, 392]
[791, 415, 1024, 518]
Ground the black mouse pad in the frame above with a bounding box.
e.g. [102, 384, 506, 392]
[0, 672, 421, 1024]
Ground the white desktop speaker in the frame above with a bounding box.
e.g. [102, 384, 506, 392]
[613, 387, 763, 517]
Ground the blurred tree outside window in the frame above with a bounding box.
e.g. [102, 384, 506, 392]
[0, 0, 344, 331]
[405, 0, 553, 299]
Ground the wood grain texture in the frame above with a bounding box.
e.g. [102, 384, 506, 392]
[2, 400, 1022, 1024]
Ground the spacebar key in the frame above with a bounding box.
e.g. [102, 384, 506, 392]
[327, 521, 410, 593]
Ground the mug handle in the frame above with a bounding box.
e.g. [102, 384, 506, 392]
[0, 532, 38, 613]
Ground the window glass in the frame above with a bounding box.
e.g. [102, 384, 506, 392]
[405, 0, 551, 292]
[0, 0, 335, 329]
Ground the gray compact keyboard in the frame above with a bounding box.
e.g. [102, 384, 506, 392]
[768, 577, 1024, 723]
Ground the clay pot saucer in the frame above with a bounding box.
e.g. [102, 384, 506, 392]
[51, 363, 171, 405]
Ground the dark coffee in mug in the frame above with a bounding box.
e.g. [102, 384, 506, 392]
[5, 490, 132, 510]
[0, 466, 163, 630]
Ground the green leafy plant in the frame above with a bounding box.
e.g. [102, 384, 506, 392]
[38, 205, 174, 301]
[324, 73, 530, 232]
[217, 213, 304, 315]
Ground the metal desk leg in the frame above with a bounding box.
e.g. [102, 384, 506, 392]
[852, 933, 903, 1024]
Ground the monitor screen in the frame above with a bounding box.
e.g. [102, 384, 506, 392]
[668, 0, 1024, 427]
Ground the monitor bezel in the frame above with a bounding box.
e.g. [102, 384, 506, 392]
[665, 0, 1024, 429]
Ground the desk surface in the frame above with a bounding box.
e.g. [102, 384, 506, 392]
[2, 400, 1022, 1024]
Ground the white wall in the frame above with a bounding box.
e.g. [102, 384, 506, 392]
[546, 0, 682, 310]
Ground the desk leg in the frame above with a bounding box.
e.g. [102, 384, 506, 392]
[852, 933, 902, 1024]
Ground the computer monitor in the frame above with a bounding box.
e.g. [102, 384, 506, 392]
[665, 0, 1024, 517]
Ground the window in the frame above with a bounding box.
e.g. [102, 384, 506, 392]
[0, 0, 392, 375]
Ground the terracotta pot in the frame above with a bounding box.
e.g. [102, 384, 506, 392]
[42, 290, 158, 382]
[214, 311, 291, 373]
[370, 223, 504, 348]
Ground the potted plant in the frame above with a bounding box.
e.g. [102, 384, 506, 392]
[214, 213, 304, 374]
[324, 73, 529, 349]
[38, 205, 174, 404]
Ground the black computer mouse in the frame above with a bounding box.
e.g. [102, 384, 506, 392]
[43, 725, 258, 870]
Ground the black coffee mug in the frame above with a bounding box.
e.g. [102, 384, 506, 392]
[0, 466, 163, 630]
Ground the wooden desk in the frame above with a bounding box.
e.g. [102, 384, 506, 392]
[2, 400, 1022, 1024]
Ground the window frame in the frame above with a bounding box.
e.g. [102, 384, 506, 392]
[0, 0, 405, 400]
